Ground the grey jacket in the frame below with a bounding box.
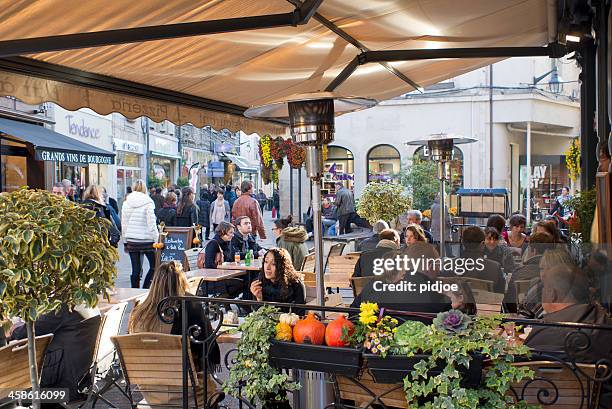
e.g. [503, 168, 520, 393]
[209, 199, 231, 224]
[430, 197, 452, 241]
[334, 187, 355, 216]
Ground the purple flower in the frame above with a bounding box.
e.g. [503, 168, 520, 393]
[433, 309, 471, 334]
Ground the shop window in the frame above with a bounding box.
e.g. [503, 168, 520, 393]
[1, 138, 28, 192]
[367, 144, 401, 183]
[414, 146, 464, 192]
[323, 145, 354, 197]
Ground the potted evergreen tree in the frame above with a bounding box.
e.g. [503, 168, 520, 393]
[0, 188, 118, 408]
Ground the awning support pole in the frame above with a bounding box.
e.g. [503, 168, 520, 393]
[526, 122, 532, 225]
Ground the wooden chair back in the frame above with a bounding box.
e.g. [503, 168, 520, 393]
[351, 276, 375, 298]
[327, 254, 360, 288]
[471, 289, 504, 305]
[463, 277, 495, 292]
[328, 242, 346, 257]
[476, 303, 502, 316]
[515, 279, 535, 303]
[510, 361, 604, 409]
[112, 333, 203, 407]
[187, 277, 204, 296]
[301, 252, 316, 273]
[184, 248, 201, 271]
[0, 334, 53, 399]
[94, 302, 128, 375]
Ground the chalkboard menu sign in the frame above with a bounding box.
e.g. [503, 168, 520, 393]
[155, 227, 193, 270]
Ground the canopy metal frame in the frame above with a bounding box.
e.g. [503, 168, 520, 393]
[0, 0, 576, 119]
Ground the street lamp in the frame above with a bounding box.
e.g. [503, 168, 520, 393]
[406, 133, 476, 257]
[245, 92, 376, 308]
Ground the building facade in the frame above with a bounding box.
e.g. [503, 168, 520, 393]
[280, 56, 581, 218]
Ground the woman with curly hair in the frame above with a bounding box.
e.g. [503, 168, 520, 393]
[248, 247, 305, 309]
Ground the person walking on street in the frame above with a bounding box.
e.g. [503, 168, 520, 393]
[176, 187, 198, 227]
[334, 182, 356, 234]
[81, 184, 121, 247]
[151, 187, 164, 216]
[210, 189, 231, 231]
[121, 179, 159, 289]
[196, 190, 212, 240]
[157, 192, 177, 226]
[256, 189, 267, 212]
[232, 180, 267, 239]
[430, 194, 452, 243]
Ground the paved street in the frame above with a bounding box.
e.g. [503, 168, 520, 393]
[114, 209, 280, 288]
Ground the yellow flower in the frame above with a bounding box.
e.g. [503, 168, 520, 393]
[359, 302, 379, 325]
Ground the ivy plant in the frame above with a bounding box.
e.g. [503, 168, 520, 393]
[223, 305, 300, 406]
[0, 188, 118, 407]
[394, 312, 537, 409]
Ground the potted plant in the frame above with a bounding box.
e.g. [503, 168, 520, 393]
[356, 182, 412, 226]
[223, 306, 299, 408]
[0, 188, 118, 408]
[269, 313, 363, 377]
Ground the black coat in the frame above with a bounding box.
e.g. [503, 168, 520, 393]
[204, 235, 232, 268]
[353, 246, 395, 277]
[176, 203, 198, 227]
[244, 278, 306, 314]
[196, 199, 211, 228]
[351, 272, 452, 321]
[356, 234, 380, 252]
[157, 206, 177, 226]
[454, 250, 506, 293]
[12, 306, 101, 402]
[230, 232, 264, 259]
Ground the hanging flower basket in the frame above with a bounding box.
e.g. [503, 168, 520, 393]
[565, 138, 580, 182]
[259, 134, 272, 168]
[287, 143, 306, 169]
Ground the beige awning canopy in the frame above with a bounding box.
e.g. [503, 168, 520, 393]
[0, 0, 557, 134]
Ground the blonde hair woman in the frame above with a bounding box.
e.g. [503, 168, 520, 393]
[128, 261, 220, 405]
[81, 184, 120, 247]
[121, 179, 159, 288]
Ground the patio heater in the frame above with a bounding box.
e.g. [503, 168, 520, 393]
[406, 134, 476, 257]
[245, 92, 376, 308]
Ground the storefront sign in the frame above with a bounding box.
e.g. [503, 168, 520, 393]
[36, 149, 114, 164]
[520, 165, 547, 188]
[66, 114, 101, 139]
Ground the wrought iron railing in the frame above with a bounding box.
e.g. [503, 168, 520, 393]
[149, 296, 612, 409]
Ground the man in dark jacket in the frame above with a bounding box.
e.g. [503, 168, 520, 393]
[504, 232, 554, 311]
[196, 190, 211, 240]
[353, 229, 400, 277]
[525, 266, 612, 361]
[10, 306, 101, 403]
[453, 226, 506, 293]
[356, 220, 389, 251]
[231, 216, 265, 259]
[334, 182, 356, 234]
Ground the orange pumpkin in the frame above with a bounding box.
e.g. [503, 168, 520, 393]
[293, 312, 326, 345]
[275, 322, 293, 341]
[192, 238, 201, 245]
[325, 315, 354, 347]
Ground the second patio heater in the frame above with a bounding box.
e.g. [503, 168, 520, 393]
[406, 133, 476, 257]
[245, 92, 376, 308]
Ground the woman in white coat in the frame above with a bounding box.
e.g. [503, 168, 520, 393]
[121, 179, 159, 288]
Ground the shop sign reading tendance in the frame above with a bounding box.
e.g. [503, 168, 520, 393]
[36, 149, 114, 165]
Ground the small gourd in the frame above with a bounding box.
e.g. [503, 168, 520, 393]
[275, 322, 293, 341]
[279, 313, 299, 326]
[293, 312, 326, 345]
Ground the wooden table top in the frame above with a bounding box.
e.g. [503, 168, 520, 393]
[217, 259, 262, 271]
[98, 288, 149, 312]
[186, 268, 247, 281]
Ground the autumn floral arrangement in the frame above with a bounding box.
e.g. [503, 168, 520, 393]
[565, 137, 580, 182]
[346, 302, 398, 357]
[258, 135, 306, 185]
